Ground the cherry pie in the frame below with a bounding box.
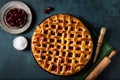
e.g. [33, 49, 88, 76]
[31, 14, 93, 76]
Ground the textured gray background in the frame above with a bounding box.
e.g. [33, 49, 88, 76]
[0, 0, 120, 80]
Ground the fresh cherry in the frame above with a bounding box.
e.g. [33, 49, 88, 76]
[43, 7, 54, 14]
[5, 8, 27, 27]
[43, 9, 49, 14]
[47, 7, 54, 11]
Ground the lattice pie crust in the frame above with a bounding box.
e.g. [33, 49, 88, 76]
[31, 14, 93, 76]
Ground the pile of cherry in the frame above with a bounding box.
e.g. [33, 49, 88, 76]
[5, 8, 27, 27]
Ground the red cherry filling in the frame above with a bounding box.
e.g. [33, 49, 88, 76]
[51, 25, 56, 28]
[69, 46, 73, 50]
[85, 48, 89, 51]
[59, 20, 63, 23]
[45, 64, 49, 68]
[67, 59, 72, 63]
[61, 58, 64, 63]
[76, 47, 81, 50]
[58, 33, 62, 36]
[37, 44, 40, 47]
[60, 66, 63, 71]
[56, 51, 59, 56]
[54, 58, 58, 62]
[6, 8, 27, 27]
[66, 66, 71, 71]
[51, 31, 55, 35]
[57, 45, 61, 49]
[37, 50, 40, 53]
[63, 46, 66, 49]
[78, 28, 83, 31]
[45, 24, 49, 27]
[58, 25, 62, 30]
[50, 39, 54, 42]
[62, 52, 66, 56]
[42, 50, 46, 53]
[57, 39, 61, 43]
[76, 54, 80, 57]
[70, 34, 74, 38]
[41, 56, 45, 59]
[48, 57, 52, 61]
[77, 41, 82, 44]
[49, 51, 53, 54]
[78, 35, 82, 37]
[71, 27, 75, 31]
[64, 34, 67, 37]
[68, 52, 72, 57]
[75, 60, 79, 63]
[65, 27, 68, 30]
[64, 40, 67, 44]
[85, 41, 89, 45]
[51, 65, 57, 71]
[43, 44, 47, 47]
[37, 37, 42, 41]
[44, 30, 48, 34]
[44, 38, 47, 41]
[69, 41, 73, 44]
[71, 20, 76, 24]
[50, 44, 54, 48]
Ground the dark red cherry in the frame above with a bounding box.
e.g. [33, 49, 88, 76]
[5, 8, 27, 27]
[44, 9, 49, 14]
[47, 7, 54, 11]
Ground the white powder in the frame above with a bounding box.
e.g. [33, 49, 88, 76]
[13, 36, 28, 50]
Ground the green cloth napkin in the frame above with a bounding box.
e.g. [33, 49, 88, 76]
[72, 27, 113, 80]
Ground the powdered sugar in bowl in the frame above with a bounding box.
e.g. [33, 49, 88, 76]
[13, 36, 28, 50]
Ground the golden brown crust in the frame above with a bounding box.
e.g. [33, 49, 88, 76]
[31, 14, 93, 76]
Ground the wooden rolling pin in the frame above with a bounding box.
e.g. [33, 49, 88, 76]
[85, 50, 116, 80]
[93, 27, 106, 63]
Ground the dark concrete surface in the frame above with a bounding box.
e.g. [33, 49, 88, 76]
[0, 0, 120, 80]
